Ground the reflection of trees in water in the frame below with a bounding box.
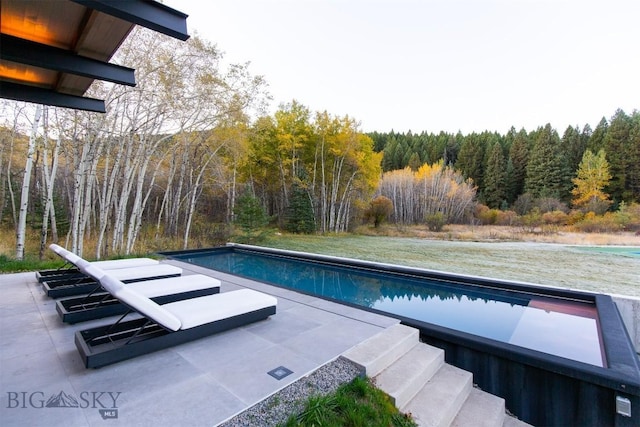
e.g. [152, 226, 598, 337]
[379, 281, 527, 307]
[214, 252, 527, 308]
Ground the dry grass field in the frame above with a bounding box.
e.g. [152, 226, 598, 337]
[355, 224, 640, 245]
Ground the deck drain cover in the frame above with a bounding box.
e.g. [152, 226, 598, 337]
[268, 366, 293, 380]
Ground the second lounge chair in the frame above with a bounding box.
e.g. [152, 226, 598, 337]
[75, 267, 277, 368]
[38, 244, 160, 283]
[56, 273, 222, 324]
[43, 251, 182, 298]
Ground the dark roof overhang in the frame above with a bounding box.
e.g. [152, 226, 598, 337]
[0, 0, 189, 112]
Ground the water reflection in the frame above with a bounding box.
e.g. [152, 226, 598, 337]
[184, 251, 603, 366]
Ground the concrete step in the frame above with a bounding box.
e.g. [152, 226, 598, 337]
[342, 323, 418, 376]
[502, 414, 533, 427]
[375, 344, 444, 409]
[402, 364, 473, 427]
[451, 387, 506, 427]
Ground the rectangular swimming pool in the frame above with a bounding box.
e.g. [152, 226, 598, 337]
[162, 244, 640, 426]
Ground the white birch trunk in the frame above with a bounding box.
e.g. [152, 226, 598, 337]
[183, 155, 213, 249]
[16, 105, 42, 260]
[39, 110, 61, 258]
[112, 137, 137, 252]
[77, 143, 101, 256]
[5, 122, 18, 228]
[155, 147, 178, 238]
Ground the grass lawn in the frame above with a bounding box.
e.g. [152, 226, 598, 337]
[258, 233, 640, 297]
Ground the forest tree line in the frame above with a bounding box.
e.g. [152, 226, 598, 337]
[1, 28, 638, 259]
[370, 110, 640, 211]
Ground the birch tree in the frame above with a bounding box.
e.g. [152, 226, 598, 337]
[378, 161, 476, 225]
[88, 28, 266, 254]
[16, 105, 42, 260]
[38, 108, 62, 259]
[316, 116, 381, 232]
[0, 103, 30, 232]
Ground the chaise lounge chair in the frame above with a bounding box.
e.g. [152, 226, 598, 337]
[43, 249, 182, 298]
[56, 272, 221, 324]
[74, 267, 277, 368]
[37, 244, 160, 283]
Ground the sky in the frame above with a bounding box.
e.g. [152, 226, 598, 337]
[164, 0, 640, 134]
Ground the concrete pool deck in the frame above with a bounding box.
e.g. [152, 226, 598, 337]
[0, 260, 399, 426]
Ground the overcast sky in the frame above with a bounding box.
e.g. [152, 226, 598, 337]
[164, 0, 639, 134]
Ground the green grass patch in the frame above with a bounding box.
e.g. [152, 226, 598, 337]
[280, 376, 416, 427]
[0, 252, 159, 273]
[0, 254, 65, 273]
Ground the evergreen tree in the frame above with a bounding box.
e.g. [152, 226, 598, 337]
[627, 111, 640, 202]
[455, 133, 485, 189]
[445, 132, 463, 166]
[369, 131, 387, 152]
[381, 137, 397, 171]
[407, 152, 422, 171]
[587, 117, 608, 153]
[234, 191, 269, 241]
[285, 182, 316, 233]
[562, 125, 587, 175]
[603, 109, 631, 206]
[395, 139, 410, 169]
[525, 124, 572, 201]
[506, 129, 529, 204]
[484, 142, 508, 208]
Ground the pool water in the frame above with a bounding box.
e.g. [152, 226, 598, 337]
[180, 249, 604, 367]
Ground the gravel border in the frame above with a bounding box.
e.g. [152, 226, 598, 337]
[219, 357, 363, 427]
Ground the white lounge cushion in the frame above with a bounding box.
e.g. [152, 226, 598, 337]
[49, 243, 159, 270]
[65, 252, 84, 266]
[49, 243, 66, 256]
[103, 264, 182, 280]
[77, 261, 181, 282]
[91, 258, 159, 270]
[95, 269, 218, 298]
[164, 289, 278, 330]
[129, 275, 221, 299]
[81, 264, 108, 283]
[99, 274, 126, 295]
[114, 286, 182, 331]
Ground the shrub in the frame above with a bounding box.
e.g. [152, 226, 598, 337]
[542, 210, 568, 225]
[614, 202, 640, 231]
[475, 205, 498, 225]
[535, 197, 569, 214]
[365, 196, 394, 228]
[425, 212, 446, 231]
[625, 203, 640, 231]
[520, 208, 543, 232]
[566, 209, 585, 225]
[513, 193, 534, 215]
[284, 376, 416, 427]
[573, 212, 622, 233]
[580, 198, 611, 215]
[495, 210, 518, 226]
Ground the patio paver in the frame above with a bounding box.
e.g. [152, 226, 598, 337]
[0, 261, 398, 426]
